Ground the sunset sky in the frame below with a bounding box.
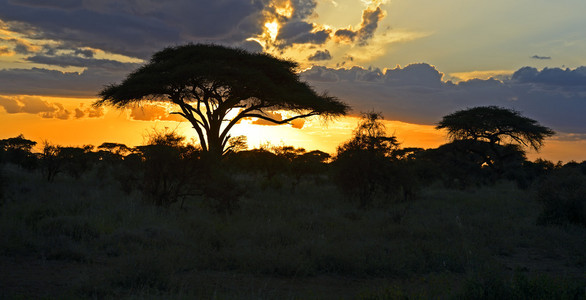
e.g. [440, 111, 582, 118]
[1, 0, 585, 162]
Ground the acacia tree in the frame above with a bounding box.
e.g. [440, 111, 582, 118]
[96, 44, 349, 157]
[436, 106, 555, 172]
[333, 112, 401, 207]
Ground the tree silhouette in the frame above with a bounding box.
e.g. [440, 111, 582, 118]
[436, 106, 554, 172]
[96, 44, 349, 157]
[0, 134, 38, 169]
[333, 112, 401, 207]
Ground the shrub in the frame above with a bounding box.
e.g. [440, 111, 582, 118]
[137, 129, 202, 207]
[536, 166, 586, 226]
[457, 271, 585, 300]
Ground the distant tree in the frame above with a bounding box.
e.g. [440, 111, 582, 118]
[537, 166, 586, 226]
[0, 134, 38, 169]
[338, 111, 399, 155]
[97, 142, 133, 156]
[41, 141, 61, 182]
[96, 44, 349, 157]
[58, 145, 94, 179]
[436, 106, 554, 173]
[333, 112, 402, 207]
[0, 134, 37, 152]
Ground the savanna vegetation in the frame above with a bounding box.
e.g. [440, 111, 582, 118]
[1, 105, 584, 299]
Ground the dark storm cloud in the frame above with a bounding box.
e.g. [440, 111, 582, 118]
[0, 0, 266, 59]
[74, 48, 96, 58]
[308, 49, 332, 61]
[301, 64, 586, 134]
[290, 0, 318, 19]
[0, 66, 132, 97]
[276, 22, 331, 48]
[512, 66, 586, 86]
[276, 21, 330, 47]
[26, 54, 140, 70]
[531, 55, 551, 60]
[10, 0, 82, 10]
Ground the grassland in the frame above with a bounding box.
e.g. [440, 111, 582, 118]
[0, 163, 584, 299]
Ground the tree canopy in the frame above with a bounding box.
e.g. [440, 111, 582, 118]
[96, 44, 349, 157]
[336, 111, 399, 156]
[436, 106, 554, 151]
[436, 106, 555, 173]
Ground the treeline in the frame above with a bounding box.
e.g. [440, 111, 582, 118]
[2, 129, 585, 227]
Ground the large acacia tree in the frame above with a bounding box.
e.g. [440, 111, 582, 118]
[436, 106, 555, 172]
[96, 44, 349, 157]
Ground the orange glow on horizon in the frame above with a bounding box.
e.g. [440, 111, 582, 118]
[0, 96, 583, 163]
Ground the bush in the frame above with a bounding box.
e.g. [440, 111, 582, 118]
[536, 167, 586, 226]
[138, 129, 202, 207]
[332, 112, 405, 207]
[457, 271, 584, 300]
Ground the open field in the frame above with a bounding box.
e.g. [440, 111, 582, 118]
[0, 163, 584, 299]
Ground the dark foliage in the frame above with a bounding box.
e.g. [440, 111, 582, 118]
[40, 141, 62, 182]
[437, 106, 554, 174]
[0, 134, 38, 170]
[536, 164, 586, 226]
[332, 112, 414, 207]
[39, 143, 95, 182]
[437, 106, 555, 151]
[137, 129, 202, 207]
[418, 140, 527, 188]
[457, 271, 585, 300]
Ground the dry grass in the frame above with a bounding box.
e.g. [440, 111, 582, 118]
[0, 164, 584, 299]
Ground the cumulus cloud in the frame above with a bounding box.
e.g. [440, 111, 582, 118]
[333, 29, 357, 43]
[0, 95, 106, 119]
[308, 49, 332, 61]
[512, 66, 586, 86]
[74, 104, 104, 119]
[0, 95, 70, 118]
[128, 104, 184, 122]
[40, 102, 70, 119]
[247, 0, 388, 53]
[333, 5, 386, 46]
[301, 64, 586, 134]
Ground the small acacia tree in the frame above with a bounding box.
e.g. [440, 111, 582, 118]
[333, 112, 401, 207]
[436, 106, 554, 172]
[96, 44, 349, 157]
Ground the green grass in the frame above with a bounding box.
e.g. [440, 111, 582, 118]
[0, 164, 584, 299]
